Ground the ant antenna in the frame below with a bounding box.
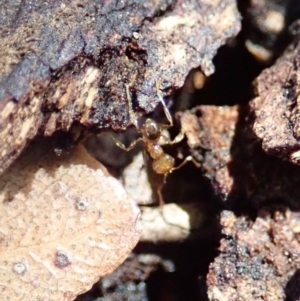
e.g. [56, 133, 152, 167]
[155, 81, 173, 128]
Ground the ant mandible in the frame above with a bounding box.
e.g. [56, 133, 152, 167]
[113, 81, 197, 205]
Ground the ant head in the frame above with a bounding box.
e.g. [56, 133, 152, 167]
[143, 118, 161, 141]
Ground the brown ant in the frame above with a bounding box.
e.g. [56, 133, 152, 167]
[113, 81, 198, 205]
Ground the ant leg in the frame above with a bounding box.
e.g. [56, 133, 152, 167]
[156, 81, 173, 128]
[156, 157, 200, 206]
[170, 132, 184, 144]
[171, 156, 201, 172]
[160, 132, 184, 145]
[157, 174, 168, 207]
[125, 84, 138, 129]
[111, 135, 143, 151]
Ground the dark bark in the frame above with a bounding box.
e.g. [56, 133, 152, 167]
[207, 209, 300, 301]
[0, 0, 241, 174]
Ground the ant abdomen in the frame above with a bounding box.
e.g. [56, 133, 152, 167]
[152, 153, 175, 175]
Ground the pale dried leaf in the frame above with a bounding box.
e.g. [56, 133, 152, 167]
[0, 140, 141, 301]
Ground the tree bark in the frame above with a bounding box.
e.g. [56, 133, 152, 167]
[0, 0, 241, 174]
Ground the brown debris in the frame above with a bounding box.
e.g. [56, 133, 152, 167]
[207, 209, 300, 301]
[251, 38, 300, 164]
[180, 111, 204, 149]
[184, 104, 300, 211]
[97, 253, 176, 301]
[0, 0, 241, 174]
[182, 105, 239, 199]
[0, 138, 141, 301]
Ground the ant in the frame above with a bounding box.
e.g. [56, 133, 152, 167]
[113, 81, 198, 205]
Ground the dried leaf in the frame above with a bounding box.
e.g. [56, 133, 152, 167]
[0, 139, 141, 301]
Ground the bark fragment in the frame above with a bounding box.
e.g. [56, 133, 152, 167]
[207, 209, 300, 301]
[0, 0, 241, 174]
[251, 38, 300, 164]
[181, 105, 300, 211]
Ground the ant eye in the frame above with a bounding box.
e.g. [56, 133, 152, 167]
[144, 119, 161, 141]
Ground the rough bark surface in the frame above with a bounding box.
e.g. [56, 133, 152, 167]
[207, 209, 300, 301]
[251, 37, 300, 164]
[0, 0, 241, 175]
[179, 104, 300, 211]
